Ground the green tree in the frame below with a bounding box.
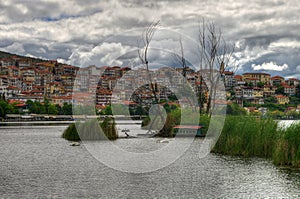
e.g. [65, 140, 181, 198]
[296, 84, 300, 98]
[99, 105, 112, 115]
[0, 100, 15, 118]
[264, 97, 277, 103]
[226, 103, 247, 115]
[275, 86, 285, 95]
[26, 100, 35, 113]
[257, 82, 265, 88]
[48, 104, 58, 115]
[35, 101, 46, 114]
[0, 100, 9, 118]
[62, 103, 72, 115]
[44, 97, 50, 113]
[163, 103, 171, 113]
[134, 105, 148, 115]
[290, 97, 300, 105]
[55, 104, 62, 114]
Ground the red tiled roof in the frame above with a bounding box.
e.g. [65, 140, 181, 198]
[8, 66, 18, 69]
[122, 100, 137, 105]
[271, 75, 284, 80]
[95, 105, 106, 109]
[246, 107, 257, 111]
[9, 99, 23, 104]
[243, 72, 270, 76]
[51, 96, 72, 100]
[224, 71, 234, 75]
[14, 103, 26, 107]
[288, 78, 298, 81]
[283, 85, 295, 88]
[245, 77, 258, 80]
[7, 86, 20, 90]
[97, 89, 112, 95]
[173, 125, 203, 129]
[275, 95, 288, 99]
[63, 65, 77, 68]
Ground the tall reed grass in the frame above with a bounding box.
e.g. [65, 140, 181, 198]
[272, 122, 300, 167]
[212, 116, 300, 168]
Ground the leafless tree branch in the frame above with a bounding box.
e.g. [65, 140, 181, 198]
[138, 20, 165, 134]
[197, 19, 235, 116]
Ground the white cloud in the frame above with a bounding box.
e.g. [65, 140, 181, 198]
[68, 42, 132, 67]
[270, 39, 300, 49]
[0, 0, 299, 78]
[251, 62, 288, 71]
[233, 45, 274, 68]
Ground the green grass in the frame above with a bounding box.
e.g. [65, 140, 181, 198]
[273, 122, 300, 167]
[62, 118, 118, 141]
[212, 116, 300, 168]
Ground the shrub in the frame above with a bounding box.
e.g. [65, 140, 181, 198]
[62, 123, 80, 141]
[62, 118, 118, 141]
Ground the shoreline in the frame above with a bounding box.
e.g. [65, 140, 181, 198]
[0, 121, 75, 127]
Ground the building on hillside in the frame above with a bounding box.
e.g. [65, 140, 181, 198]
[244, 106, 258, 114]
[234, 75, 245, 86]
[242, 86, 253, 99]
[283, 85, 296, 96]
[285, 78, 299, 86]
[270, 75, 284, 86]
[0, 86, 7, 98]
[275, 95, 289, 104]
[242, 72, 271, 85]
[223, 71, 235, 89]
[234, 86, 264, 105]
[253, 87, 263, 98]
[263, 85, 276, 97]
[96, 89, 113, 106]
[50, 96, 73, 106]
[176, 67, 195, 77]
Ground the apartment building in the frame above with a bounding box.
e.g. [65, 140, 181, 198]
[243, 72, 271, 85]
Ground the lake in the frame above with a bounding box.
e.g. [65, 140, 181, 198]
[0, 125, 300, 198]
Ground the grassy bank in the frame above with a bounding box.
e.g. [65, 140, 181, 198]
[62, 117, 118, 141]
[212, 116, 300, 168]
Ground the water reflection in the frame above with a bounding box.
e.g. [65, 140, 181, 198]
[0, 126, 300, 198]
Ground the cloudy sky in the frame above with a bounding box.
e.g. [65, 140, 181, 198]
[0, 0, 299, 77]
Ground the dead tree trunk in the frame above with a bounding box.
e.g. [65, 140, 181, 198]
[138, 20, 165, 134]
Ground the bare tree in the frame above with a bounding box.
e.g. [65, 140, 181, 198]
[178, 36, 187, 77]
[198, 20, 235, 116]
[138, 20, 165, 134]
[172, 36, 198, 112]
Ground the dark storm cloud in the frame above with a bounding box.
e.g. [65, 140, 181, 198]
[0, 39, 14, 48]
[0, 1, 60, 23]
[0, 0, 104, 23]
[243, 35, 281, 49]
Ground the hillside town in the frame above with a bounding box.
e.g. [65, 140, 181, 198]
[1, 52, 300, 116]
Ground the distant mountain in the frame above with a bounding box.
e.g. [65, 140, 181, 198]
[0, 51, 15, 58]
[0, 50, 45, 62]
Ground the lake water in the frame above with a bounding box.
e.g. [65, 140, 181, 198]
[1, 125, 300, 198]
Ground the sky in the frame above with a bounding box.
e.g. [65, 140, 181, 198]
[0, 0, 299, 78]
